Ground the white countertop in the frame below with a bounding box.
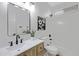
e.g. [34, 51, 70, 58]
[0, 38, 44, 56]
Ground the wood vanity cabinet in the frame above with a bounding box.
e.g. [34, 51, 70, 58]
[24, 47, 37, 56]
[17, 42, 45, 56]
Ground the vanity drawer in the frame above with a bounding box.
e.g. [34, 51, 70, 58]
[37, 50, 46, 56]
[36, 43, 45, 55]
[24, 47, 36, 56]
[37, 43, 44, 52]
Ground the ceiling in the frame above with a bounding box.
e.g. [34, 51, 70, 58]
[47, 2, 78, 12]
[48, 2, 63, 7]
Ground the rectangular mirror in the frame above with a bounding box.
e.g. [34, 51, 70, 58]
[7, 3, 30, 36]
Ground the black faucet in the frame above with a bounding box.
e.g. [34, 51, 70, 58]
[16, 35, 20, 44]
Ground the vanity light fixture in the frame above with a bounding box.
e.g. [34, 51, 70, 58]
[22, 2, 35, 12]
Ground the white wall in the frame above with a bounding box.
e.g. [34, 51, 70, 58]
[31, 2, 79, 56]
[0, 2, 9, 48]
[31, 2, 51, 38]
[53, 10, 79, 56]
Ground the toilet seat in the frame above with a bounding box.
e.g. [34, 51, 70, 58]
[45, 45, 59, 56]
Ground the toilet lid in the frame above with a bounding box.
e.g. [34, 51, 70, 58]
[45, 46, 58, 54]
[45, 46, 58, 51]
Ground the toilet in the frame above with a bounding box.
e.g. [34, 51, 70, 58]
[42, 36, 60, 56]
[40, 34, 60, 56]
[45, 45, 59, 56]
[43, 39, 60, 56]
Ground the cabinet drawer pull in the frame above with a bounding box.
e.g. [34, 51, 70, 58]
[40, 47, 42, 49]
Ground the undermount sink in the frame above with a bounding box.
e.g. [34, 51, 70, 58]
[6, 43, 25, 51]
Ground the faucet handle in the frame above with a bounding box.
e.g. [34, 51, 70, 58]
[13, 33, 16, 36]
[20, 39, 23, 43]
[16, 35, 20, 39]
[8, 41, 13, 46]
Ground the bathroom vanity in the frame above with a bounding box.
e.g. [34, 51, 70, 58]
[18, 42, 45, 56]
[0, 39, 45, 56]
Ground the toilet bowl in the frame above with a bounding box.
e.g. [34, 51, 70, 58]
[45, 45, 59, 56]
[40, 36, 60, 56]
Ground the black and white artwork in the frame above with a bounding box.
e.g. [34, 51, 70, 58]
[37, 16, 46, 31]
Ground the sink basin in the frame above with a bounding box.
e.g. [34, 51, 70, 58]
[6, 43, 25, 51]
